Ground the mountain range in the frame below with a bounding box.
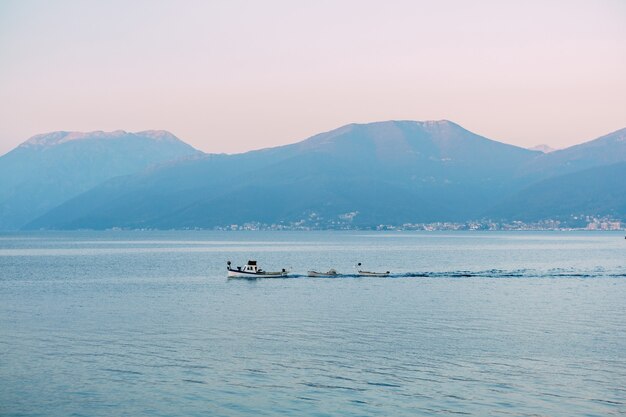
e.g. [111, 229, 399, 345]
[0, 130, 200, 230]
[1, 121, 625, 230]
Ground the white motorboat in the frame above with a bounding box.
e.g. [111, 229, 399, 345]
[307, 269, 339, 277]
[227, 260, 288, 278]
[356, 263, 390, 277]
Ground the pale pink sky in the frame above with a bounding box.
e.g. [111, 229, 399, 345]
[0, 0, 625, 156]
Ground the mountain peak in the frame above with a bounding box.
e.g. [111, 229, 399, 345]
[19, 130, 183, 149]
[529, 144, 556, 153]
[1, 129, 200, 230]
[354, 120, 466, 137]
[21, 131, 72, 148]
[135, 130, 182, 143]
[305, 119, 462, 143]
[420, 119, 456, 126]
[285, 119, 532, 169]
[353, 119, 457, 129]
[21, 130, 125, 148]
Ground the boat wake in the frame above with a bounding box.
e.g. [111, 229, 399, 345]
[281, 268, 626, 279]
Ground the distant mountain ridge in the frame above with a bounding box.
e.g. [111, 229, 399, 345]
[488, 161, 626, 222]
[0, 130, 200, 229]
[3, 121, 625, 230]
[519, 127, 626, 180]
[21, 120, 548, 230]
[19, 130, 185, 148]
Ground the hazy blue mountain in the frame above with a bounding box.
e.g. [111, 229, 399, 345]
[519, 127, 626, 180]
[25, 120, 542, 229]
[22, 122, 626, 230]
[488, 162, 626, 222]
[0, 130, 200, 229]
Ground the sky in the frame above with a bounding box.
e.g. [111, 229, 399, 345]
[0, 0, 625, 156]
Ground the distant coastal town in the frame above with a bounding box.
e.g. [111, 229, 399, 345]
[214, 215, 623, 232]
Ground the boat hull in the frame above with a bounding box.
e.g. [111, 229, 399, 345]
[227, 268, 287, 278]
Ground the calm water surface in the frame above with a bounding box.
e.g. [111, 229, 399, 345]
[1, 231, 625, 416]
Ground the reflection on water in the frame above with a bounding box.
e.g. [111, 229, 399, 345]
[1, 231, 625, 416]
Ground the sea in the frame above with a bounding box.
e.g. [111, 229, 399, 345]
[1, 230, 625, 416]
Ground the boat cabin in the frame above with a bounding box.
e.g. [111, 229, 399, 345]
[240, 260, 261, 273]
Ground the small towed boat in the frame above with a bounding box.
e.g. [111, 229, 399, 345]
[307, 269, 339, 277]
[227, 260, 288, 278]
[356, 263, 390, 277]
